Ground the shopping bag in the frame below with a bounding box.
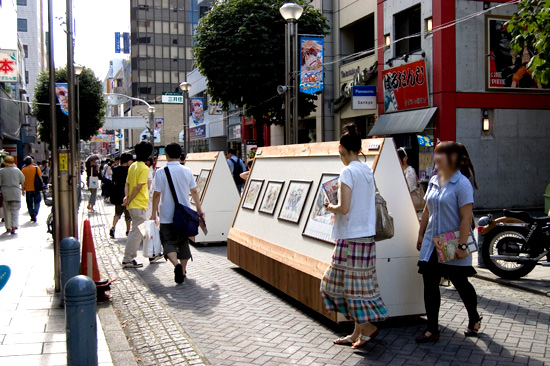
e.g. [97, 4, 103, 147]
[142, 220, 162, 258]
[89, 176, 100, 190]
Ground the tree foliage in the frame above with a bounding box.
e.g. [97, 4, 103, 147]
[194, 0, 330, 125]
[33, 66, 106, 147]
[507, 0, 550, 85]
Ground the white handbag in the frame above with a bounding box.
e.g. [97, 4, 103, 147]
[88, 176, 100, 190]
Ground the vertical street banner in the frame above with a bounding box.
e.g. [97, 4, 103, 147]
[122, 32, 130, 54]
[381, 59, 429, 113]
[299, 36, 324, 95]
[115, 32, 121, 53]
[190, 98, 204, 126]
[55, 83, 69, 116]
[0, 50, 18, 83]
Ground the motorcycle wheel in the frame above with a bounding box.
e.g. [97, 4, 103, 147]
[481, 228, 537, 280]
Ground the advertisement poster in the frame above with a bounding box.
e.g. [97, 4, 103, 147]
[352, 86, 376, 110]
[381, 59, 429, 113]
[208, 99, 223, 115]
[190, 98, 204, 126]
[300, 36, 324, 95]
[0, 50, 18, 83]
[55, 83, 69, 116]
[154, 117, 164, 132]
[189, 125, 206, 139]
[487, 16, 548, 90]
[302, 173, 338, 244]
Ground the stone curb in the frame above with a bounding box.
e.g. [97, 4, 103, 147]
[474, 272, 550, 297]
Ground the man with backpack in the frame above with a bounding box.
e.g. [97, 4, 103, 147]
[150, 143, 205, 284]
[226, 149, 247, 194]
[21, 156, 43, 222]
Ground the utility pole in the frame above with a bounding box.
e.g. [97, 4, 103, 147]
[47, 0, 61, 292]
[66, 0, 78, 238]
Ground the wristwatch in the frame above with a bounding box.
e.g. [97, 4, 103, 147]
[458, 243, 468, 251]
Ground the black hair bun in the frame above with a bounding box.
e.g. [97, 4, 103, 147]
[345, 124, 357, 135]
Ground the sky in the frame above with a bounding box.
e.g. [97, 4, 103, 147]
[51, 0, 130, 80]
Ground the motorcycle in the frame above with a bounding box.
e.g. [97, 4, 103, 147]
[480, 210, 550, 279]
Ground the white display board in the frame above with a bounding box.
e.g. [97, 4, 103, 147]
[158, 152, 240, 243]
[229, 138, 423, 319]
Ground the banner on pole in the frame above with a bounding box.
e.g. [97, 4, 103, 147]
[55, 83, 69, 116]
[190, 98, 204, 126]
[299, 36, 324, 95]
[122, 32, 130, 54]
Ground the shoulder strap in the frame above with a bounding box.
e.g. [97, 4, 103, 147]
[164, 166, 179, 204]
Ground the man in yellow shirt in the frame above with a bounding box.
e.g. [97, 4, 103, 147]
[21, 156, 43, 222]
[122, 141, 154, 268]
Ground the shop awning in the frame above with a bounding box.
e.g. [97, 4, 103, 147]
[368, 107, 437, 136]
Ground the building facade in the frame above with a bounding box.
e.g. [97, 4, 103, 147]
[375, 0, 550, 209]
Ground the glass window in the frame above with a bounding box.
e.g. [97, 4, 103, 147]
[23, 45, 28, 58]
[17, 18, 28, 32]
[154, 21, 162, 33]
[155, 70, 163, 83]
[137, 20, 150, 33]
[162, 0, 169, 8]
[147, 45, 154, 57]
[17, 0, 27, 5]
[171, 71, 179, 83]
[171, 46, 178, 59]
[186, 47, 193, 60]
[394, 5, 421, 57]
[139, 45, 147, 57]
[163, 46, 170, 58]
[162, 22, 169, 34]
[147, 70, 154, 82]
[164, 71, 170, 83]
[178, 23, 185, 35]
[155, 46, 162, 57]
[170, 22, 178, 35]
[139, 70, 148, 82]
[178, 47, 185, 59]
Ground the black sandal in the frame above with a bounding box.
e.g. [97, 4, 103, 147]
[464, 316, 483, 337]
[415, 330, 440, 343]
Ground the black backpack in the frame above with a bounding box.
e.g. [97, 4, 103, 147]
[231, 157, 244, 185]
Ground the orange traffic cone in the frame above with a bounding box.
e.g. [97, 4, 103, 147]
[81, 219, 101, 282]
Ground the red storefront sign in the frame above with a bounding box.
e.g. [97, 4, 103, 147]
[381, 59, 429, 113]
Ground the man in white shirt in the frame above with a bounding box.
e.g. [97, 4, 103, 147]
[150, 143, 205, 284]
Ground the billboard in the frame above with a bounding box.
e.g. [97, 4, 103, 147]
[0, 50, 18, 83]
[487, 16, 548, 90]
[381, 59, 429, 113]
[189, 125, 206, 140]
[55, 83, 69, 116]
[352, 86, 376, 110]
[299, 36, 324, 95]
[190, 97, 204, 126]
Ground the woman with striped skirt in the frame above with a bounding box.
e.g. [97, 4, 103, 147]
[321, 125, 387, 349]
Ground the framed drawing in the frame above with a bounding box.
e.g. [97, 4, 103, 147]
[278, 180, 312, 224]
[303, 173, 339, 243]
[259, 180, 285, 215]
[242, 179, 264, 210]
[196, 169, 211, 199]
[193, 174, 198, 182]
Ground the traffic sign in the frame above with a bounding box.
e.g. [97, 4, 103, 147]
[117, 133, 123, 138]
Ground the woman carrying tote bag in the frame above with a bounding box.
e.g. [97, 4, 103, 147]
[320, 125, 387, 349]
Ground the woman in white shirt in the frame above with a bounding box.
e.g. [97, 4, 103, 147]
[321, 125, 387, 349]
[397, 147, 417, 192]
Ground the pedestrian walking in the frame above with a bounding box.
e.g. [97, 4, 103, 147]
[109, 153, 134, 239]
[102, 160, 113, 201]
[41, 160, 50, 186]
[150, 143, 205, 283]
[226, 149, 247, 194]
[122, 141, 154, 269]
[21, 156, 43, 222]
[0, 156, 25, 234]
[415, 141, 481, 343]
[321, 125, 387, 349]
[86, 156, 101, 212]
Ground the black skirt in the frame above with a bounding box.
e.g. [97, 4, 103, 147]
[418, 250, 477, 277]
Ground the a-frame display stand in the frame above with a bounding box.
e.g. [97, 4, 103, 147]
[228, 138, 423, 322]
[158, 152, 240, 244]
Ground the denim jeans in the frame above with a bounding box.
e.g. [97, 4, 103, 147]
[25, 191, 41, 218]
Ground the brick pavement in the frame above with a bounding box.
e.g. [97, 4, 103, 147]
[85, 198, 208, 366]
[93, 198, 550, 366]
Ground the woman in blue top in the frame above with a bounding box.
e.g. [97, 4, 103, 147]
[416, 141, 481, 343]
[321, 125, 387, 349]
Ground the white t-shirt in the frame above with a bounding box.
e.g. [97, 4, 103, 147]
[151, 161, 197, 224]
[331, 161, 376, 240]
[404, 166, 418, 192]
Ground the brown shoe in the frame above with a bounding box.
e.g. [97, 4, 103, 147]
[415, 330, 440, 343]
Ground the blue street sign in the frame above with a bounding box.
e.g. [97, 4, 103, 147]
[115, 32, 121, 53]
[117, 133, 123, 139]
[122, 33, 130, 54]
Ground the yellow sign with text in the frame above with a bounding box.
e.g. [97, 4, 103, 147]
[59, 153, 69, 172]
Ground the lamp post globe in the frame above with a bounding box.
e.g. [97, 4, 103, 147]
[147, 106, 155, 113]
[179, 81, 191, 92]
[74, 64, 83, 76]
[279, 3, 303, 21]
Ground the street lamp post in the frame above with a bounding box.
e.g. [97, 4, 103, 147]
[74, 65, 83, 158]
[280, 3, 303, 145]
[179, 81, 191, 154]
[104, 93, 155, 146]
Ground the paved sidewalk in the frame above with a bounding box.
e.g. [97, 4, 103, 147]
[0, 204, 113, 365]
[92, 197, 550, 366]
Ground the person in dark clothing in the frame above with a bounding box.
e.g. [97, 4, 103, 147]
[226, 149, 247, 194]
[109, 153, 134, 238]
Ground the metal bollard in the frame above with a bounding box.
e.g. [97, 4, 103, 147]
[477, 216, 490, 268]
[65, 275, 97, 366]
[60, 237, 81, 305]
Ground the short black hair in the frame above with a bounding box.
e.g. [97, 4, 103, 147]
[227, 148, 237, 155]
[180, 152, 187, 161]
[120, 153, 133, 165]
[135, 141, 153, 162]
[165, 143, 182, 159]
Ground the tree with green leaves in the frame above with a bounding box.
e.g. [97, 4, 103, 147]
[194, 0, 330, 127]
[507, 0, 550, 85]
[33, 66, 106, 147]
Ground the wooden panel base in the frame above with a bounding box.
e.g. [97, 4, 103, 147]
[227, 233, 337, 322]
